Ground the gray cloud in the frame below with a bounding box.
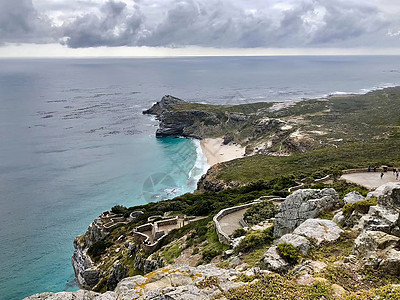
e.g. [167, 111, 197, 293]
[61, 1, 143, 48]
[0, 0, 55, 44]
[1, 0, 399, 48]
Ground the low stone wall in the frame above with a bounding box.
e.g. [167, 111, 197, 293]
[136, 223, 153, 233]
[213, 201, 261, 245]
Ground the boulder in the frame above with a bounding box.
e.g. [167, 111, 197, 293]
[357, 182, 400, 236]
[275, 233, 311, 254]
[292, 260, 327, 276]
[343, 191, 365, 204]
[352, 230, 400, 274]
[107, 261, 127, 290]
[274, 188, 340, 237]
[259, 246, 291, 273]
[26, 265, 244, 300]
[293, 219, 343, 245]
[332, 211, 345, 227]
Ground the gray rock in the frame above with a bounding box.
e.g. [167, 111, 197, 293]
[353, 230, 400, 258]
[259, 246, 291, 273]
[352, 230, 400, 274]
[27, 265, 244, 300]
[343, 191, 365, 204]
[293, 219, 343, 245]
[24, 290, 116, 300]
[274, 188, 340, 237]
[107, 261, 127, 290]
[332, 211, 345, 227]
[379, 249, 400, 275]
[292, 260, 327, 276]
[275, 233, 311, 254]
[356, 183, 400, 236]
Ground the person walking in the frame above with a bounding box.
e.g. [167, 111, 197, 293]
[396, 171, 399, 180]
[380, 172, 384, 179]
[374, 166, 377, 172]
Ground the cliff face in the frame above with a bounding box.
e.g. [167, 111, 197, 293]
[71, 220, 106, 289]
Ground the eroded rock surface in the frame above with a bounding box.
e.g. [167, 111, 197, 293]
[25, 265, 243, 300]
[274, 188, 340, 237]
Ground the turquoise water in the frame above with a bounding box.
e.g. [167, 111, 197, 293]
[1, 56, 400, 299]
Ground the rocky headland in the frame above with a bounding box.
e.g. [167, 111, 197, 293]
[27, 87, 400, 299]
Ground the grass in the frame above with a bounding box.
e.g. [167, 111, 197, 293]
[216, 138, 400, 184]
[162, 243, 182, 264]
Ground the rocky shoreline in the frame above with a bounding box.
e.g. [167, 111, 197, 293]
[26, 88, 400, 299]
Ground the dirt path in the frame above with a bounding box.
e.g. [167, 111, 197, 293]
[218, 208, 248, 236]
[341, 172, 399, 190]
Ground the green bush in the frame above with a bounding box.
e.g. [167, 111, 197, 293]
[88, 240, 114, 260]
[235, 227, 274, 253]
[277, 242, 299, 265]
[201, 247, 221, 263]
[243, 201, 277, 225]
[306, 281, 334, 300]
[111, 205, 128, 215]
[342, 198, 377, 217]
[231, 228, 246, 238]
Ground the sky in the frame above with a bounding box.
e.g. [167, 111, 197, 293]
[0, 0, 400, 57]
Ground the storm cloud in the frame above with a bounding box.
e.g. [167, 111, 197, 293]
[0, 0, 399, 48]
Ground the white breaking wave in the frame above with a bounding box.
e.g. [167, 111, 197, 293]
[188, 139, 210, 184]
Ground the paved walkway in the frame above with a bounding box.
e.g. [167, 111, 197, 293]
[341, 172, 399, 190]
[218, 208, 249, 236]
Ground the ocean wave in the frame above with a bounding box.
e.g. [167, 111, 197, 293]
[188, 139, 210, 185]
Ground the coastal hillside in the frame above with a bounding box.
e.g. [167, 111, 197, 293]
[27, 87, 400, 299]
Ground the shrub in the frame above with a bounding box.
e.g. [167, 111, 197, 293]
[306, 281, 334, 300]
[88, 240, 114, 260]
[235, 227, 274, 253]
[342, 197, 377, 217]
[277, 242, 299, 265]
[111, 205, 128, 215]
[231, 228, 246, 238]
[201, 247, 221, 263]
[243, 201, 277, 226]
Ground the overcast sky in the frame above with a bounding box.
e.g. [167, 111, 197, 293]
[1, 0, 400, 57]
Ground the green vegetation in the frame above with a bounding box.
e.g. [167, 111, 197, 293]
[306, 231, 356, 263]
[216, 139, 400, 185]
[162, 243, 182, 264]
[243, 201, 277, 226]
[88, 240, 114, 261]
[231, 228, 246, 238]
[277, 243, 300, 265]
[235, 227, 274, 253]
[111, 205, 129, 215]
[342, 198, 378, 217]
[225, 274, 335, 300]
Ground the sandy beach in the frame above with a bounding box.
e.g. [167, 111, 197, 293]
[200, 138, 245, 166]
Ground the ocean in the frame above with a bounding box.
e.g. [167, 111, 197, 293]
[0, 56, 399, 300]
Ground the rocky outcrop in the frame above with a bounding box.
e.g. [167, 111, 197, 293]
[143, 95, 186, 116]
[343, 191, 365, 204]
[197, 165, 240, 192]
[357, 182, 400, 236]
[134, 254, 164, 274]
[72, 236, 100, 289]
[274, 188, 340, 237]
[106, 261, 127, 290]
[293, 219, 343, 245]
[259, 246, 291, 273]
[25, 265, 244, 300]
[275, 233, 311, 254]
[352, 230, 400, 275]
[260, 218, 342, 273]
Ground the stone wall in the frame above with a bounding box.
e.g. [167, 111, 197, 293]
[213, 202, 260, 245]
